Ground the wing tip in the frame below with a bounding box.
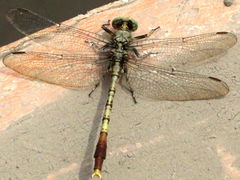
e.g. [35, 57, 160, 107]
[216, 31, 238, 46]
[208, 76, 229, 97]
[2, 51, 25, 67]
[6, 8, 30, 22]
[7, 8, 27, 14]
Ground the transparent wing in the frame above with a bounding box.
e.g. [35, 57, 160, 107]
[3, 51, 109, 88]
[125, 62, 229, 101]
[130, 32, 237, 69]
[6, 8, 109, 53]
[5, 8, 111, 88]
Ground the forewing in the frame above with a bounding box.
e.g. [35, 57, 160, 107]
[3, 51, 109, 88]
[6, 8, 109, 53]
[130, 32, 237, 69]
[125, 62, 229, 101]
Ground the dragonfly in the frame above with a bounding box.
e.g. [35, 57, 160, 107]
[2, 8, 237, 179]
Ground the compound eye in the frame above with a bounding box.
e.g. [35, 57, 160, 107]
[112, 17, 124, 30]
[127, 19, 138, 31]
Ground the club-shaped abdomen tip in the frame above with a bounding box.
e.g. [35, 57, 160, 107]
[92, 169, 102, 179]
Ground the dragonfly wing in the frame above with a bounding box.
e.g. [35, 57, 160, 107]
[3, 51, 109, 88]
[6, 8, 109, 53]
[125, 62, 229, 101]
[130, 32, 237, 69]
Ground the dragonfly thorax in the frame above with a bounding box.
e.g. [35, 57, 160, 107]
[114, 30, 132, 45]
[111, 31, 131, 62]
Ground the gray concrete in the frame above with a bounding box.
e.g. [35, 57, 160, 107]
[0, 42, 239, 180]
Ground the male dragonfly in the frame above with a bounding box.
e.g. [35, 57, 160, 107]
[2, 8, 237, 179]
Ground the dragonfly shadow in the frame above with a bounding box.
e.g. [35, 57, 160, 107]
[79, 76, 111, 180]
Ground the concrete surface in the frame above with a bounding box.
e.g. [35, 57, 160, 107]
[0, 0, 240, 180]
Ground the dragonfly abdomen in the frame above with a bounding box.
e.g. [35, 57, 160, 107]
[93, 58, 122, 178]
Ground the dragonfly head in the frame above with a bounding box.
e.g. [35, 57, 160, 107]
[112, 17, 138, 32]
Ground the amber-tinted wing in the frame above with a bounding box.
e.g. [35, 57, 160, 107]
[3, 51, 109, 87]
[6, 8, 109, 53]
[130, 32, 237, 69]
[125, 62, 229, 101]
[4, 8, 111, 87]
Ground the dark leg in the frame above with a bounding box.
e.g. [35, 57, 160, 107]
[129, 88, 137, 104]
[102, 20, 114, 35]
[85, 40, 103, 51]
[88, 82, 100, 98]
[120, 70, 138, 104]
[132, 47, 140, 57]
[101, 42, 114, 51]
[86, 39, 114, 52]
[133, 26, 160, 40]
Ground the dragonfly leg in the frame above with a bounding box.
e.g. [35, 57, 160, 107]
[85, 39, 113, 53]
[101, 42, 114, 51]
[102, 20, 114, 35]
[133, 26, 160, 40]
[128, 47, 152, 58]
[120, 70, 138, 104]
[126, 76, 138, 104]
[85, 40, 103, 51]
[88, 82, 100, 98]
[131, 47, 140, 57]
[129, 88, 137, 104]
